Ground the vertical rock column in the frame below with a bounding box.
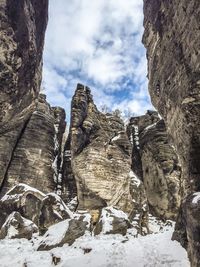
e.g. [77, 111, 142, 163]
[1, 95, 60, 195]
[0, 0, 49, 190]
[69, 84, 135, 215]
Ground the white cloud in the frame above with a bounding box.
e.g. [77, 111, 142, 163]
[43, 0, 153, 118]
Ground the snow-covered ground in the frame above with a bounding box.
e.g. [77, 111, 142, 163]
[0, 219, 189, 267]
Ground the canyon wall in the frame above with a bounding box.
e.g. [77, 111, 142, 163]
[143, 1, 200, 265]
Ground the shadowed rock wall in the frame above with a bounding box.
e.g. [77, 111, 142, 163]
[127, 111, 181, 219]
[143, 1, 200, 265]
[0, 0, 49, 191]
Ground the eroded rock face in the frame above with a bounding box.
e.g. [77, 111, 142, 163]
[0, 0, 49, 190]
[127, 110, 160, 180]
[70, 84, 134, 215]
[172, 193, 200, 267]
[129, 171, 149, 234]
[0, 95, 60, 196]
[143, 0, 200, 194]
[127, 112, 181, 220]
[52, 106, 66, 193]
[143, 1, 200, 264]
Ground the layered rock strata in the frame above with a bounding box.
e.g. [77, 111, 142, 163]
[128, 111, 181, 219]
[69, 83, 146, 217]
[0, 94, 66, 196]
[143, 0, 200, 265]
[0, 0, 49, 190]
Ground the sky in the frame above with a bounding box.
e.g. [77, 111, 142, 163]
[42, 0, 154, 120]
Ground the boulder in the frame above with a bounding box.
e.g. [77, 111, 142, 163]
[0, 211, 38, 240]
[37, 217, 88, 251]
[39, 193, 73, 234]
[0, 183, 45, 226]
[93, 207, 131, 236]
[0, 184, 73, 233]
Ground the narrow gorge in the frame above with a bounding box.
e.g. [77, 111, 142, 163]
[0, 0, 199, 266]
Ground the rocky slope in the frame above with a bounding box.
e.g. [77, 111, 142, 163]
[143, 0, 200, 265]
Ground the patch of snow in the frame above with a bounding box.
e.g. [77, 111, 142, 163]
[144, 122, 157, 132]
[1, 183, 45, 202]
[67, 197, 78, 211]
[39, 220, 69, 247]
[112, 134, 121, 141]
[6, 225, 19, 239]
[0, 222, 189, 267]
[132, 125, 140, 150]
[192, 192, 200, 204]
[100, 208, 113, 233]
[129, 171, 141, 187]
[106, 207, 128, 220]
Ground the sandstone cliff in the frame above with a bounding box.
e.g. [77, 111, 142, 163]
[0, 0, 49, 191]
[0, 95, 66, 196]
[69, 84, 135, 215]
[127, 111, 181, 220]
[143, 1, 200, 265]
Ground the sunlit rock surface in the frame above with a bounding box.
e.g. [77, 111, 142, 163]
[69, 83, 149, 219]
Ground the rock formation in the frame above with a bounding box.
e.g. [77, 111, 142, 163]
[37, 217, 88, 251]
[0, 95, 66, 196]
[93, 207, 131, 236]
[0, 183, 73, 231]
[127, 111, 181, 220]
[0, 0, 197, 264]
[69, 83, 145, 218]
[0, 0, 66, 198]
[0, 0, 49, 191]
[0, 211, 38, 240]
[143, 0, 200, 265]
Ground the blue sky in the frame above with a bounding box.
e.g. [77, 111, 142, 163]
[42, 0, 153, 120]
